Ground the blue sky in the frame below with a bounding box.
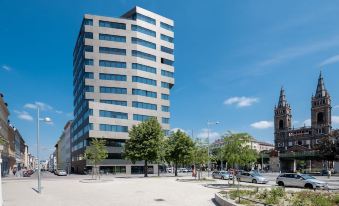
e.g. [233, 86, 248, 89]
[1, 0, 339, 159]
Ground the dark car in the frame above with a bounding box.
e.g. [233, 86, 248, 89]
[23, 171, 31, 177]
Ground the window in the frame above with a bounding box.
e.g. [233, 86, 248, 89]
[132, 76, 157, 86]
[99, 20, 126, 30]
[161, 58, 174, 66]
[160, 22, 174, 31]
[162, 117, 169, 124]
[132, 101, 157, 110]
[132, 89, 157, 98]
[100, 87, 127, 94]
[131, 37, 156, 49]
[161, 70, 174, 78]
[99, 47, 126, 55]
[132, 13, 156, 25]
[161, 34, 174, 43]
[84, 59, 93, 65]
[163, 129, 170, 136]
[99, 73, 126, 81]
[100, 100, 127, 106]
[84, 72, 94, 79]
[99, 34, 126, 42]
[132, 50, 156, 62]
[85, 86, 94, 92]
[161, 82, 170, 88]
[131, 25, 156, 37]
[84, 19, 93, 26]
[99, 110, 128, 119]
[132, 63, 156, 74]
[84, 32, 93, 39]
[161, 93, 169, 100]
[133, 114, 154, 121]
[162, 105, 169, 112]
[84, 45, 93, 52]
[161, 46, 174, 54]
[99, 60, 126, 68]
[99, 124, 128, 132]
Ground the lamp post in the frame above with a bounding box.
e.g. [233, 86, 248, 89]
[207, 121, 220, 177]
[36, 107, 52, 194]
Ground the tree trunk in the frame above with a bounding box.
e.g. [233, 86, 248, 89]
[233, 163, 235, 185]
[158, 163, 160, 177]
[175, 162, 178, 176]
[144, 160, 148, 177]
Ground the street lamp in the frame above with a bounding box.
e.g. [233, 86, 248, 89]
[36, 107, 52, 194]
[207, 121, 220, 177]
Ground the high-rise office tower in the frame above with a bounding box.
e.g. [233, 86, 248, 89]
[71, 7, 174, 174]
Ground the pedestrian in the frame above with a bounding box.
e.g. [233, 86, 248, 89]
[13, 168, 16, 176]
[328, 169, 331, 179]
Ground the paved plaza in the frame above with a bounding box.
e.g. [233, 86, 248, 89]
[3, 172, 339, 206]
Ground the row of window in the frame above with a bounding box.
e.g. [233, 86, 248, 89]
[100, 86, 127, 94]
[86, 56, 173, 67]
[131, 24, 156, 37]
[99, 124, 128, 132]
[132, 50, 156, 61]
[99, 47, 126, 55]
[99, 60, 126, 68]
[99, 73, 127, 81]
[132, 76, 157, 86]
[100, 99, 127, 106]
[132, 89, 157, 98]
[99, 110, 128, 119]
[85, 17, 173, 32]
[132, 101, 157, 110]
[161, 70, 174, 78]
[133, 114, 154, 121]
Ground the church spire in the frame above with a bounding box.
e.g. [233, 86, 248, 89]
[278, 87, 287, 107]
[315, 71, 327, 98]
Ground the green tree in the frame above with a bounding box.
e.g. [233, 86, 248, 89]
[222, 132, 258, 184]
[84, 138, 108, 179]
[165, 130, 195, 176]
[192, 142, 209, 180]
[124, 117, 164, 177]
[316, 135, 338, 169]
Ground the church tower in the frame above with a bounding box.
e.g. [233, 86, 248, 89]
[274, 87, 292, 150]
[311, 72, 331, 135]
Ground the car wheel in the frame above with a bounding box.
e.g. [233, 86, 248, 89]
[221, 176, 224, 180]
[252, 179, 257, 184]
[278, 181, 284, 187]
[305, 183, 313, 189]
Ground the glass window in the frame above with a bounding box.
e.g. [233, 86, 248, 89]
[161, 46, 174, 54]
[99, 73, 127, 81]
[100, 100, 127, 106]
[161, 34, 174, 43]
[133, 114, 154, 121]
[132, 101, 157, 110]
[132, 13, 156, 25]
[99, 60, 126, 68]
[132, 76, 157, 86]
[100, 87, 127, 94]
[161, 58, 174, 66]
[161, 70, 174, 78]
[99, 47, 126, 55]
[161, 93, 169, 100]
[84, 19, 93, 26]
[99, 34, 126, 42]
[160, 22, 174, 31]
[161, 82, 170, 88]
[99, 124, 128, 132]
[161, 105, 169, 112]
[132, 63, 156, 74]
[84, 72, 94, 79]
[132, 50, 156, 62]
[84, 45, 93, 52]
[132, 89, 157, 98]
[99, 20, 126, 30]
[131, 25, 156, 37]
[162, 117, 170, 124]
[84, 32, 93, 39]
[85, 86, 94, 92]
[99, 110, 128, 119]
[84, 59, 94, 65]
[131, 37, 156, 49]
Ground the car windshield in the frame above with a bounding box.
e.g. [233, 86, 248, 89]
[251, 172, 262, 177]
[300, 174, 315, 180]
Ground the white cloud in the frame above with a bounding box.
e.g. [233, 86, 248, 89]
[303, 119, 311, 126]
[170, 128, 186, 133]
[1, 65, 11, 71]
[55, 110, 63, 114]
[197, 128, 220, 140]
[334, 105, 339, 109]
[224, 96, 259, 107]
[319, 54, 339, 67]
[14, 110, 33, 121]
[332, 116, 339, 125]
[250, 121, 273, 129]
[24, 101, 53, 111]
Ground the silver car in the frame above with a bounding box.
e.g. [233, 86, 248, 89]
[56, 170, 67, 176]
[212, 171, 233, 180]
[276, 173, 328, 189]
[237, 172, 268, 184]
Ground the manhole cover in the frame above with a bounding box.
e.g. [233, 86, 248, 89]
[154, 198, 165, 202]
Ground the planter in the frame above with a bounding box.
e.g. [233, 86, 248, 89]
[214, 193, 238, 206]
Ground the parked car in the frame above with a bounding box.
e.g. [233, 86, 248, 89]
[166, 168, 173, 173]
[237, 172, 268, 184]
[23, 171, 31, 177]
[179, 168, 188, 173]
[212, 171, 233, 180]
[56, 170, 67, 176]
[276, 173, 328, 189]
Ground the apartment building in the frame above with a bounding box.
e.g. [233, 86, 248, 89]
[71, 6, 174, 174]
